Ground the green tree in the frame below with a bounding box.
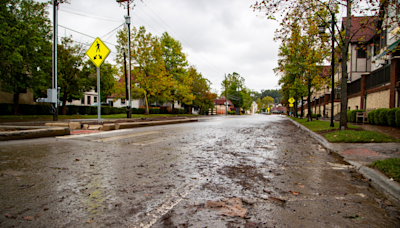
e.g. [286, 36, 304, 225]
[81, 61, 118, 102]
[0, 0, 51, 114]
[161, 32, 194, 111]
[221, 72, 245, 96]
[116, 26, 174, 114]
[189, 65, 216, 114]
[57, 37, 87, 115]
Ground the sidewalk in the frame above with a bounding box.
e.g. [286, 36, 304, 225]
[288, 117, 400, 207]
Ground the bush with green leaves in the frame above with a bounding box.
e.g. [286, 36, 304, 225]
[396, 109, 400, 127]
[386, 108, 400, 127]
[378, 108, 389, 125]
[368, 109, 376, 124]
[374, 108, 384, 125]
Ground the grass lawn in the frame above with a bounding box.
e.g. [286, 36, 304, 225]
[289, 117, 361, 132]
[0, 114, 196, 120]
[288, 117, 399, 143]
[324, 130, 400, 143]
[370, 158, 400, 182]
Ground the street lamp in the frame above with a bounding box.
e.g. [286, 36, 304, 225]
[318, 13, 335, 127]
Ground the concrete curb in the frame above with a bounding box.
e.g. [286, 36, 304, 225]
[0, 125, 70, 141]
[286, 117, 400, 205]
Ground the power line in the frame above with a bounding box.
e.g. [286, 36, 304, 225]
[61, 6, 122, 21]
[102, 23, 124, 38]
[59, 9, 123, 23]
[58, 25, 118, 47]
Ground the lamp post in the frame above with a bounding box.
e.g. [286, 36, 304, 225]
[318, 12, 335, 127]
[117, 0, 133, 118]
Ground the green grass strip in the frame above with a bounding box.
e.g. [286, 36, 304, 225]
[324, 130, 400, 143]
[370, 158, 400, 182]
[288, 117, 361, 132]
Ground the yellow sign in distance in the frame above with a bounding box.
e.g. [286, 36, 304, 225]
[289, 104, 294, 107]
[86, 37, 110, 68]
[288, 97, 295, 104]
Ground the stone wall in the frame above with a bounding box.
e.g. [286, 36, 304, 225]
[366, 89, 390, 109]
[0, 90, 35, 105]
[348, 96, 361, 110]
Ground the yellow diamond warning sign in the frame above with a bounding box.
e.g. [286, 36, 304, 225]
[288, 97, 295, 104]
[86, 37, 110, 68]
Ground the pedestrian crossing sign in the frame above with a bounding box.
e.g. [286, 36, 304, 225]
[288, 97, 295, 104]
[86, 37, 110, 68]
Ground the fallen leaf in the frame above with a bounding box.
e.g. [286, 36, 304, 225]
[23, 216, 34, 220]
[5, 214, 11, 218]
[144, 194, 149, 196]
[293, 192, 299, 195]
[75, 159, 81, 161]
[87, 220, 93, 223]
[299, 185, 305, 188]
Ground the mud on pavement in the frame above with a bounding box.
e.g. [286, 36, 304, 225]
[0, 115, 399, 227]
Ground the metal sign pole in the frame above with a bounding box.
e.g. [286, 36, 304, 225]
[97, 67, 101, 123]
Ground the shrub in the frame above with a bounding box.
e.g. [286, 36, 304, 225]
[228, 111, 236, 115]
[149, 109, 160, 114]
[387, 108, 399, 127]
[374, 108, 384, 125]
[67, 106, 79, 115]
[368, 110, 376, 124]
[378, 108, 389, 126]
[0, 103, 13, 115]
[101, 106, 110, 115]
[396, 109, 400, 127]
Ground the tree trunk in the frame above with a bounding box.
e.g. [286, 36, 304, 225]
[13, 92, 20, 115]
[340, 0, 351, 129]
[300, 97, 304, 118]
[307, 74, 313, 121]
[144, 91, 149, 115]
[61, 87, 68, 115]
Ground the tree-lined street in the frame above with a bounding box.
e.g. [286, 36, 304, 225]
[1, 115, 399, 227]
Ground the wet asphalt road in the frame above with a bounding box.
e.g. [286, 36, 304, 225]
[0, 115, 399, 228]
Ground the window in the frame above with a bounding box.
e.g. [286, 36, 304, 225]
[357, 47, 366, 58]
[94, 97, 97, 103]
[121, 99, 125, 104]
[87, 96, 91, 105]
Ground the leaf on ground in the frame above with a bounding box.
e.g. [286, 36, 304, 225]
[23, 216, 34, 220]
[292, 192, 299, 195]
[299, 185, 305, 188]
[87, 220, 93, 223]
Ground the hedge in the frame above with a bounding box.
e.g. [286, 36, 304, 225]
[378, 108, 389, 126]
[373, 108, 384, 125]
[396, 109, 400, 127]
[368, 109, 376, 124]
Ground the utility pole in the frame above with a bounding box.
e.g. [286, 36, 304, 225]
[224, 74, 227, 115]
[117, 0, 133, 118]
[330, 13, 335, 127]
[123, 50, 129, 117]
[52, 0, 69, 121]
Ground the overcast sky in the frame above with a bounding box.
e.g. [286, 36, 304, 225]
[38, 0, 281, 94]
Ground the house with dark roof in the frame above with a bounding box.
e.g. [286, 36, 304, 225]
[213, 97, 234, 115]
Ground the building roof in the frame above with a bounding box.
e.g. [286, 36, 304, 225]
[271, 106, 286, 112]
[214, 97, 234, 106]
[342, 16, 378, 43]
